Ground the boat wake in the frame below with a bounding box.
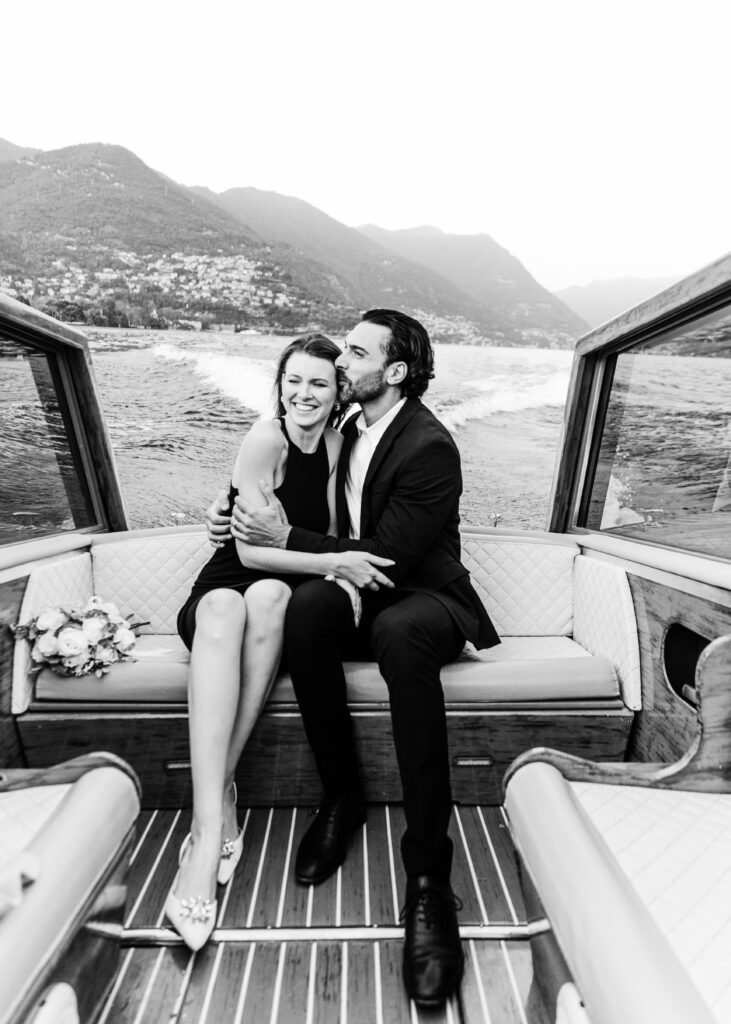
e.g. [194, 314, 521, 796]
[434, 372, 569, 431]
[154, 344, 275, 417]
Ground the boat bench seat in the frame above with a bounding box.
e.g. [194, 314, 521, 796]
[0, 754, 140, 1024]
[12, 527, 641, 712]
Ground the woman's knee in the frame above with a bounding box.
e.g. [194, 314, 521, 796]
[245, 579, 291, 623]
[195, 589, 247, 641]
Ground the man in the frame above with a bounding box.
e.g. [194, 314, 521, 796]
[211, 309, 498, 1007]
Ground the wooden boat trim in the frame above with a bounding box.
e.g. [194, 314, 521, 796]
[575, 531, 731, 587]
[25, 698, 630, 715]
[573, 252, 731, 358]
[87, 921, 551, 944]
[505, 633, 731, 794]
[0, 292, 91, 350]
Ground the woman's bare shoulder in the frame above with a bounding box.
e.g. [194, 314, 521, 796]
[232, 419, 286, 484]
[239, 418, 286, 453]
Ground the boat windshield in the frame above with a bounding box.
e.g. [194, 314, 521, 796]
[579, 306, 731, 560]
[0, 332, 97, 543]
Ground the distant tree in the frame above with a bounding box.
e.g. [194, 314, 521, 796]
[200, 313, 215, 331]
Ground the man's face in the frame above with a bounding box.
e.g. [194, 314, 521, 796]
[336, 321, 392, 404]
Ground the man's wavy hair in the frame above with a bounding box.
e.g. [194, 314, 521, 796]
[273, 333, 347, 426]
[362, 309, 435, 398]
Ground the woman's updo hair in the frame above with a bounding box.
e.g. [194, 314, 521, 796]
[273, 333, 346, 426]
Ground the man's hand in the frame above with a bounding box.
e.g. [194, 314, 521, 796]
[205, 489, 232, 548]
[232, 480, 291, 549]
[329, 551, 395, 590]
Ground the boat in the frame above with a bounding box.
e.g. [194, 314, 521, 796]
[0, 253, 730, 1023]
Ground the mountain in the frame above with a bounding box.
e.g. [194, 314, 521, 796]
[0, 138, 40, 163]
[193, 186, 514, 341]
[357, 224, 588, 342]
[0, 144, 365, 329]
[0, 142, 261, 260]
[555, 276, 682, 328]
[0, 138, 586, 343]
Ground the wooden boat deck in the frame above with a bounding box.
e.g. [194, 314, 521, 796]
[100, 805, 552, 1023]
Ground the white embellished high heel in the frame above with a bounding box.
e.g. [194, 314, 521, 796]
[165, 834, 217, 951]
[218, 782, 243, 885]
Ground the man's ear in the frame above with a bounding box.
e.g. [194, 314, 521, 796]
[386, 361, 407, 387]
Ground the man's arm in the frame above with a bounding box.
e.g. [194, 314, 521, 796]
[234, 435, 461, 585]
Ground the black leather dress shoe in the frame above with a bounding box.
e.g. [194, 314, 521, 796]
[401, 875, 464, 1007]
[295, 791, 366, 885]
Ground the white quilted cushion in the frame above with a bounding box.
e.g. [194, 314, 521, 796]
[33, 633, 617, 704]
[92, 532, 211, 634]
[573, 783, 731, 1022]
[572, 556, 641, 710]
[463, 635, 589, 662]
[12, 552, 93, 714]
[461, 534, 578, 636]
[0, 786, 71, 868]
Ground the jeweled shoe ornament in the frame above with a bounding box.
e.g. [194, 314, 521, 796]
[220, 838, 238, 859]
[179, 895, 214, 923]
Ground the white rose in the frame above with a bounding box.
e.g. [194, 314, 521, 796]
[113, 627, 136, 653]
[81, 617, 106, 645]
[97, 646, 117, 665]
[100, 601, 122, 619]
[35, 608, 67, 632]
[35, 632, 59, 657]
[85, 596, 105, 611]
[64, 651, 89, 668]
[57, 628, 90, 658]
[31, 643, 46, 663]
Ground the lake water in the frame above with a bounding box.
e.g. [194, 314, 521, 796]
[86, 329, 573, 531]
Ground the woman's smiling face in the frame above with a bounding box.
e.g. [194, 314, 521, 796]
[280, 351, 338, 430]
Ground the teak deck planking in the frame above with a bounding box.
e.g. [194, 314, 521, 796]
[102, 803, 550, 1024]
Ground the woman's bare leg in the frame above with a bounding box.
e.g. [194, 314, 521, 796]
[176, 588, 247, 901]
[221, 579, 291, 838]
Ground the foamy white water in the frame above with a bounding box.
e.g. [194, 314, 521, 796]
[435, 371, 570, 431]
[89, 331, 576, 530]
[155, 343, 276, 417]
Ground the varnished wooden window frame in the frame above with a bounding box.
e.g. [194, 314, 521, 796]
[549, 258, 731, 560]
[0, 302, 128, 546]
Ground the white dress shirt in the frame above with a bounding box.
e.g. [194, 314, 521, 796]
[345, 398, 407, 539]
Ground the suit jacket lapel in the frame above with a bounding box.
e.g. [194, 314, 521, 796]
[336, 414, 359, 535]
[359, 399, 421, 536]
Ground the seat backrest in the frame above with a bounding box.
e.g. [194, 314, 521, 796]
[461, 533, 578, 636]
[92, 531, 211, 634]
[12, 551, 94, 714]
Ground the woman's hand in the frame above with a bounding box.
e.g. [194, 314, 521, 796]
[329, 551, 395, 590]
[206, 489, 232, 548]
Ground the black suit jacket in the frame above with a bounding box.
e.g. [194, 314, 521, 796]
[286, 397, 499, 649]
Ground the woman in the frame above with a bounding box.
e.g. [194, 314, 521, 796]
[167, 334, 392, 950]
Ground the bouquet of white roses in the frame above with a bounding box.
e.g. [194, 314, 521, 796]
[13, 597, 148, 678]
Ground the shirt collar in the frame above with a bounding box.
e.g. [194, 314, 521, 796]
[354, 397, 407, 441]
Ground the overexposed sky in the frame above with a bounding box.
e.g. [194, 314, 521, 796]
[2, 0, 729, 290]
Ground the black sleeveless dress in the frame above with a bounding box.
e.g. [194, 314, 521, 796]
[177, 418, 330, 649]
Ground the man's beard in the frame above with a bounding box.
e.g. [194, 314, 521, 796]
[345, 368, 389, 404]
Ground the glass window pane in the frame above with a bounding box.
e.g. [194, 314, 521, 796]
[0, 333, 96, 543]
[582, 307, 731, 559]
